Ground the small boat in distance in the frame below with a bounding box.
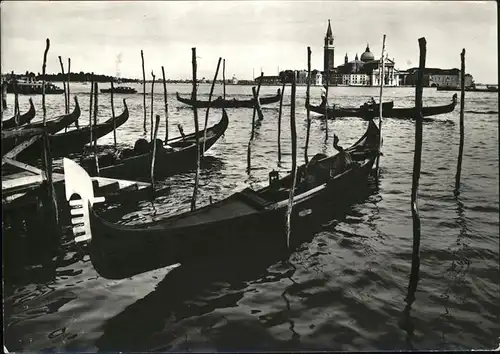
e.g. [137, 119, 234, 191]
[6, 79, 64, 95]
[100, 86, 137, 94]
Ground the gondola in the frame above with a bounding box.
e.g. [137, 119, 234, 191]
[176, 89, 282, 108]
[306, 100, 394, 119]
[64, 119, 380, 279]
[2, 98, 36, 129]
[383, 93, 457, 118]
[100, 86, 137, 94]
[16, 99, 129, 161]
[2, 96, 81, 155]
[80, 108, 229, 180]
[308, 94, 457, 120]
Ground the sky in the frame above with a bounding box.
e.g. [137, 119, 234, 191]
[1, 1, 498, 83]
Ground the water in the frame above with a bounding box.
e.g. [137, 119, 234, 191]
[3, 83, 499, 351]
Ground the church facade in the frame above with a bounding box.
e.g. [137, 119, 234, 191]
[323, 22, 400, 87]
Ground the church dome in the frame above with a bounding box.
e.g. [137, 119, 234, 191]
[360, 45, 374, 62]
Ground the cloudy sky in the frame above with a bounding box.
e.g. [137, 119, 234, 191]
[1, 1, 497, 83]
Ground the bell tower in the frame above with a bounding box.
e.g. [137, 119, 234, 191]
[323, 19, 335, 84]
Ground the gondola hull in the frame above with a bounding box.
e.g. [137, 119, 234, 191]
[308, 94, 457, 119]
[307, 100, 394, 119]
[2, 96, 81, 156]
[2, 98, 36, 129]
[88, 109, 229, 180]
[176, 89, 281, 108]
[88, 156, 376, 279]
[383, 94, 458, 118]
[64, 119, 380, 279]
[17, 99, 129, 161]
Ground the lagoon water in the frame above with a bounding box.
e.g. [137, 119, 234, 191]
[3, 82, 499, 351]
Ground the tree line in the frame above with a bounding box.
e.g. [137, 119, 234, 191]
[4, 71, 140, 83]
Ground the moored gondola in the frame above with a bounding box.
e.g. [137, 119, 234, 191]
[176, 89, 281, 108]
[100, 86, 137, 94]
[308, 94, 457, 119]
[80, 108, 229, 179]
[383, 93, 457, 118]
[64, 119, 380, 279]
[2, 96, 81, 155]
[16, 99, 129, 161]
[2, 98, 36, 129]
[306, 100, 394, 119]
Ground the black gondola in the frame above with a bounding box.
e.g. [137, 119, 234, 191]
[2, 96, 81, 155]
[16, 99, 129, 161]
[100, 86, 137, 94]
[306, 100, 394, 119]
[64, 119, 380, 279]
[2, 98, 36, 129]
[80, 108, 229, 179]
[176, 89, 281, 108]
[307, 94, 457, 119]
[383, 93, 457, 118]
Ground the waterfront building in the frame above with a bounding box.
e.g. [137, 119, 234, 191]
[330, 46, 399, 87]
[404, 68, 474, 88]
[321, 22, 399, 87]
[323, 19, 335, 85]
[256, 75, 281, 85]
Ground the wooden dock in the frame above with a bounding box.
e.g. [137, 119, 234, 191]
[3, 169, 168, 212]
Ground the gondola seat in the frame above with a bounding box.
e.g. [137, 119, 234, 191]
[119, 148, 135, 159]
[236, 188, 272, 210]
[134, 139, 150, 154]
[98, 153, 116, 167]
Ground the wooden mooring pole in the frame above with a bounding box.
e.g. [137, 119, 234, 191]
[253, 72, 264, 121]
[285, 73, 298, 249]
[41, 132, 59, 225]
[162, 66, 169, 144]
[151, 114, 161, 197]
[93, 80, 100, 175]
[247, 72, 264, 172]
[375, 34, 387, 176]
[203, 57, 222, 155]
[58, 56, 68, 115]
[406, 37, 426, 307]
[89, 74, 94, 146]
[110, 81, 117, 148]
[305, 46, 312, 164]
[223, 59, 226, 100]
[68, 58, 76, 128]
[247, 85, 261, 173]
[141, 49, 147, 134]
[42, 38, 50, 126]
[454, 49, 466, 195]
[323, 67, 329, 141]
[150, 71, 156, 142]
[93, 81, 98, 147]
[13, 79, 19, 127]
[277, 81, 286, 163]
[191, 48, 200, 211]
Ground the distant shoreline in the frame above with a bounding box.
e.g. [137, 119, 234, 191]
[46, 80, 439, 88]
[41, 81, 499, 88]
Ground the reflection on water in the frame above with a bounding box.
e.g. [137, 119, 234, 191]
[3, 84, 499, 351]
